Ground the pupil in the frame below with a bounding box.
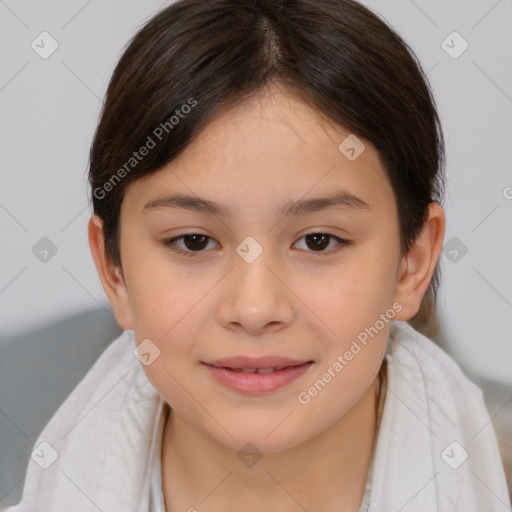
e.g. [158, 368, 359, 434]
[306, 233, 329, 251]
[184, 234, 208, 251]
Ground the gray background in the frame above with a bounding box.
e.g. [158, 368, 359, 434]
[1, 0, 511, 506]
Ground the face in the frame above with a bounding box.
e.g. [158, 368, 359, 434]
[96, 85, 411, 453]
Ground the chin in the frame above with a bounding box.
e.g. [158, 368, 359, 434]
[212, 422, 310, 455]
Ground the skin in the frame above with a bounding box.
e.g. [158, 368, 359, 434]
[89, 82, 445, 512]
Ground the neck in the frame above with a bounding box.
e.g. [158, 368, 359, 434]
[161, 370, 383, 512]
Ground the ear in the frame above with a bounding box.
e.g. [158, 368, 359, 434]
[88, 215, 133, 330]
[393, 201, 445, 321]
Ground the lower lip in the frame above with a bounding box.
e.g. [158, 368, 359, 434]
[202, 362, 313, 394]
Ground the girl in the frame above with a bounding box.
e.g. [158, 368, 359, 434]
[4, 1, 510, 510]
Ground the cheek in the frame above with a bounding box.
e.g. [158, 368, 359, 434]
[131, 286, 207, 417]
[318, 244, 399, 333]
[126, 269, 210, 402]
[308, 241, 397, 395]
[138, 356, 199, 422]
[294, 339, 385, 442]
[297, 290, 391, 425]
[130, 280, 206, 361]
[124, 247, 210, 337]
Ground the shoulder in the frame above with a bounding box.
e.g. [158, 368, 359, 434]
[1, 329, 159, 511]
[383, 320, 493, 452]
[369, 321, 511, 509]
[45, 329, 140, 431]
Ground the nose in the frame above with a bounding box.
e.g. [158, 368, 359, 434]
[216, 245, 294, 336]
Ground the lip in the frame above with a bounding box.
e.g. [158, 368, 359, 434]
[203, 356, 311, 369]
[202, 356, 314, 394]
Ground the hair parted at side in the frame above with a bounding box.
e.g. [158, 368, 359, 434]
[88, 0, 446, 332]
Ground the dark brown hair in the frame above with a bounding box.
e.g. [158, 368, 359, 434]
[88, 0, 445, 331]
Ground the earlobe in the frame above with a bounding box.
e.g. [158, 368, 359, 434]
[393, 202, 445, 321]
[88, 215, 133, 330]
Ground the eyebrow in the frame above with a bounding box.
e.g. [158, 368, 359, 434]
[142, 191, 371, 217]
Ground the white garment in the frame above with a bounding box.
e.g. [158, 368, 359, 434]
[2, 321, 510, 511]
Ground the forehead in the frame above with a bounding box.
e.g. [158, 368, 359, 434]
[123, 86, 395, 220]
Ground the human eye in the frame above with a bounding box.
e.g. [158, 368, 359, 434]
[162, 233, 219, 258]
[162, 231, 351, 259]
[293, 232, 352, 255]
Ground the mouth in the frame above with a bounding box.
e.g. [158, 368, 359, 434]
[217, 366, 302, 374]
[202, 357, 314, 394]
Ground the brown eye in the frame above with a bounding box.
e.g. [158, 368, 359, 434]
[181, 234, 209, 251]
[163, 232, 351, 259]
[163, 234, 218, 257]
[305, 233, 330, 251]
[295, 233, 350, 254]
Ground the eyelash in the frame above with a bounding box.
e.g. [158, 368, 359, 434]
[162, 232, 352, 258]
